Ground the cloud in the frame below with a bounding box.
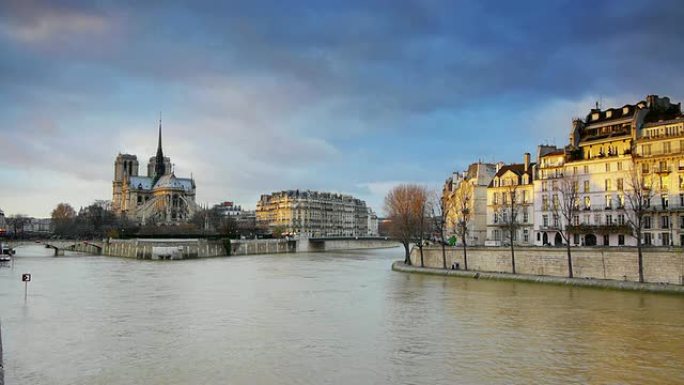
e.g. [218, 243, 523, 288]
[2, 0, 684, 217]
[0, 1, 113, 46]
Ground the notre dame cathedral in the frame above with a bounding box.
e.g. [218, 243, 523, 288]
[112, 120, 198, 225]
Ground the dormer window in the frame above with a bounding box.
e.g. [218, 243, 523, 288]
[606, 110, 613, 118]
[623, 106, 630, 114]
[591, 112, 600, 121]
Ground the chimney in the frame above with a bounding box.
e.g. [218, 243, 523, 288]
[524, 153, 530, 172]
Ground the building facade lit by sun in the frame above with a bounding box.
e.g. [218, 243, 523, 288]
[444, 94, 684, 248]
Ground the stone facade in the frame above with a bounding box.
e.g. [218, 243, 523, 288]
[255, 190, 377, 237]
[486, 153, 535, 246]
[443, 162, 497, 246]
[531, 95, 682, 248]
[634, 115, 684, 246]
[444, 94, 684, 249]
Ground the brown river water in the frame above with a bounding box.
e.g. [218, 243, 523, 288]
[0, 245, 682, 385]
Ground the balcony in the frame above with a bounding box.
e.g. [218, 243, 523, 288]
[653, 166, 672, 174]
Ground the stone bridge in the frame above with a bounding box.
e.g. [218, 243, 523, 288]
[299, 236, 398, 252]
[6, 240, 103, 256]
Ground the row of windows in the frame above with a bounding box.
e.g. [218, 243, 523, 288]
[538, 213, 684, 229]
[493, 210, 529, 224]
[540, 193, 626, 211]
[541, 178, 625, 193]
[570, 162, 624, 175]
[491, 229, 530, 243]
[641, 138, 684, 155]
[491, 190, 529, 204]
[642, 123, 684, 139]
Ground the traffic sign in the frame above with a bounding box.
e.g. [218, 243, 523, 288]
[22, 273, 31, 282]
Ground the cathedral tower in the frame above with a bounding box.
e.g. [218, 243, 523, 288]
[112, 154, 139, 213]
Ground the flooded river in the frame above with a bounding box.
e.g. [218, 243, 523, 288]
[0, 245, 682, 384]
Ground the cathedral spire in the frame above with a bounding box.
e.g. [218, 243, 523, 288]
[154, 114, 166, 180]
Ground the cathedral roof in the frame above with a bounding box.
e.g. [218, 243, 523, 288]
[153, 173, 194, 191]
[129, 176, 153, 190]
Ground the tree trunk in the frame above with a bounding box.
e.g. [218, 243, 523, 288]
[566, 239, 573, 278]
[462, 239, 468, 270]
[419, 244, 424, 267]
[403, 242, 411, 265]
[510, 238, 516, 274]
[441, 242, 447, 269]
[637, 237, 644, 283]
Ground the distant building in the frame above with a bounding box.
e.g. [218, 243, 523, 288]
[213, 201, 244, 216]
[211, 201, 258, 236]
[112, 120, 198, 225]
[377, 217, 391, 236]
[25, 218, 52, 234]
[367, 208, 379, 236]
[0, 209, 6, 235]
[256, 190, 376, 237]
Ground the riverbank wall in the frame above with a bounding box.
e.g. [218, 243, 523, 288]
[103, 239, 226, 259]
[231, 239, 296, 255]
[102, 238, 296, 259]
[300, 238, 398, 252]
[408, 246, 684, 286]
[392, 261, 684, 294]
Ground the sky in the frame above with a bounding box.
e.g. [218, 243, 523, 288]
[1, 0, 684, 218]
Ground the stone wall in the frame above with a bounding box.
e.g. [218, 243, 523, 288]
[410, 246, 684, 285]
[230, 239, 295, 255]
[103, 239, 226, 259]
[70, 242, 104, 255]
[296, 237, 398, 252]
[103, 238, 296, 259]
[315, 239, 397, 251]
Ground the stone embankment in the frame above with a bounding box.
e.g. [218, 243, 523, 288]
[399, 246, 684, 293]
[103, 238, 295, 259]
[392, 261, 684, 294]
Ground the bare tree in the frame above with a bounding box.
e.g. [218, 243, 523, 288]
[415, 194, 428, 267]
[430, 190, 450, 269]
[7, 214, 29, 238]
[624, 166, 656, 283]
[384, 184, 428, 265]
[494, 183, 521, 274]
[552, 174, 580, 278]
[452, 181, 473, 270]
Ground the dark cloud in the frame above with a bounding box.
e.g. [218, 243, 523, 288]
[1, 0, 684, 216]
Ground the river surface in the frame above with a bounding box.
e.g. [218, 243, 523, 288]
[0, 245, 683, 385]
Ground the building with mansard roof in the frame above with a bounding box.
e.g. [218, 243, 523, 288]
[112, 120, 198, 225]
[485, 153, 536, 246]
[256, 190, 377, 237]
[443, 162, 497, 246]
[534, 94, 682, 247]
